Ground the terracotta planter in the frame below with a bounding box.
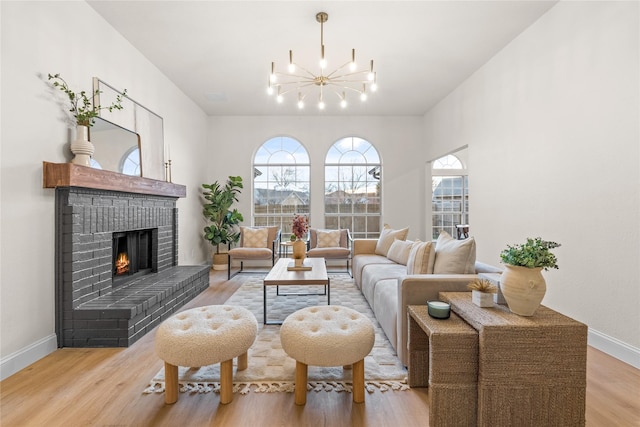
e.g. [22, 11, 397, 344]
[212, 253, 228, 271]
[500, 264, 546, 316]
[292, 239, 306, 266]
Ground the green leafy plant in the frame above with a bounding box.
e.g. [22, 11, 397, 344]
[202, 176, 244, 254]
[48, 73, 127, 127]
[500, 237, 561, 270]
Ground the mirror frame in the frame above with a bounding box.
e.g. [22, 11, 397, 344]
[93, 78, 165, 181]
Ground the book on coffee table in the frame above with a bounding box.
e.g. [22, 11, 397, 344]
[287, 259, 313, 271]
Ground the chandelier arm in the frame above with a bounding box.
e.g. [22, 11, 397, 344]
[274, 72, 316, 82]
[325, 60, 357, 78]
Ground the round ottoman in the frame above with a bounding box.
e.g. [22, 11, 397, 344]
[155, 305, 257, 404]
[280, 305, 375, 404]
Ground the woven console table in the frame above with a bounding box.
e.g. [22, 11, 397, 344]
[407, 306, 478, 427]
[440, 292, 588, 427]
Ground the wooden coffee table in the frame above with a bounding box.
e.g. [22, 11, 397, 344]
[263, 257, 329, 325]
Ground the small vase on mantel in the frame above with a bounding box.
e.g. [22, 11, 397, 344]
[69, 124, 94, 166]
[500, 264, 546, 316]
[292, 238, 306, 266]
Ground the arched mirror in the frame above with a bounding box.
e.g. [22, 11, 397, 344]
[93, 78, 165, 180]
[89, 117, 141, 176]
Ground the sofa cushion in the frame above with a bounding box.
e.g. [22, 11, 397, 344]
[433, 231, 476, 274]
[375, 224, 409, 256]
[372, 279, 398, 353]
[353, 254, 396, 289]
[406, 241, 435, 274]
[241, 227, 268, 248]
[386, 239, 415, 265]
[361, 263, 406, 310]
[316, 229, 341, 248]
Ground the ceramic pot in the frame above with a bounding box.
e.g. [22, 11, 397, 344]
[70, 125, 94, 166]
[472, 290, 494, 307]
[500, 264, 546, 316]
[292, 238, 306, 266]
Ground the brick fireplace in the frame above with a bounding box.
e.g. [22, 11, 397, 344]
[44, 162, 209, 347]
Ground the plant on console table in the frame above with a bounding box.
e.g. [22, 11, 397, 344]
[467, 278, 497, 308]
[47, 73, 127, 166]
[202, 176, 244, 270]
[499, 237, 561, 316]
[291, 214, 309, 266]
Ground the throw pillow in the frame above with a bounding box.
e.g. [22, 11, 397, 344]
[406, 241, 436, 274]
[433, 231, 476, 274]
[242, 227, 268, 248]
[386, 239, 415, 265]
[316, 229, 341, 248]
[375, 224, 409, 256]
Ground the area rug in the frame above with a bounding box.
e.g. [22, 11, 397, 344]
[143, 273, 408, 396]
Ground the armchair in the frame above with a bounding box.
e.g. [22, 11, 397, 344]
[228, 226, 281, 279]
[306, 228, 353, 276]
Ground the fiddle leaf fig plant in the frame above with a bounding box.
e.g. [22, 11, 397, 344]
[500, 237, 561, 271]
[47, 73, 127, 127]
[202, 176, 244, 254]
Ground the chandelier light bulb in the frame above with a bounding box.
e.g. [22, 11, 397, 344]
[340, 97, 347, 109]
[277, 94, 284, 103]
[288, 50, 295, 73]
[319, 100, 326, 109]
[297, 93, 304, 109]
[368, 60, 375, 81]
[360, 84, 367, 101]
[270, 62, 277, 82]
[267, 86, 274, 95]
[371, 74, 378, 92]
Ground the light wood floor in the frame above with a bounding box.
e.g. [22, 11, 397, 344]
[1, 270, 639, 426]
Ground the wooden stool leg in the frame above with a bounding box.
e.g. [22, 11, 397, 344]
[237, 352, 248, 371]
[220, 359, 233, 404]
[352, 359, 365, 403]
[295, 361, 308, 405]
[164, 362, 179, 404]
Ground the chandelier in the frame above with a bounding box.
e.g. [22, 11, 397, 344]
[267, 12, 377, 110]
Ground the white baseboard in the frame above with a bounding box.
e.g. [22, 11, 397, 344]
[0, 334, 57, 381]
[588, 328, 640, 369]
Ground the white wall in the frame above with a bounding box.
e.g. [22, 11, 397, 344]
[208, 116, 426, 241]
[0, 1, 210, 379]
[423, 1, 640, 365]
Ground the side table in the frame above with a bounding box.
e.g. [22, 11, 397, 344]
[440, 292, 588, 426]
[408, 305, 478, 427]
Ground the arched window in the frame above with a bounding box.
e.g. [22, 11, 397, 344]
[120, 147, 141, 176]
[253, 136, 310, 235]
[431, 153, 468, 239]
[325, 137, 381, 238]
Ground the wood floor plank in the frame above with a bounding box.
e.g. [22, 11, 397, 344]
[1, 270, 638, 426]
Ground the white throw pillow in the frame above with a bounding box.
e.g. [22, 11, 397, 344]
[316, 230, 341, 248]
[386, 239, 415, 265]
[242, 227, 268, 248]
[406, 241, 436, 274]
[433, 231, 476, 274]
[375, 224, 409, 256]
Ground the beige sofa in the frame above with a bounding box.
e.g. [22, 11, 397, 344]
[352, 236, 502, 367]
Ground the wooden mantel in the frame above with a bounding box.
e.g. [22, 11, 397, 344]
[43, 162, 186, 198]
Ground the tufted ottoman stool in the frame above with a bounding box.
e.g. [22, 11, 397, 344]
[155, 305, 257, 405]
[280, 305, 375, 405]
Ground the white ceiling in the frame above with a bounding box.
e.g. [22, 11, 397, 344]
[87, 1, 557, 116]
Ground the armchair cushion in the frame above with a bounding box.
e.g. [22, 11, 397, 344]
[241, 226, 268, 248]
[309, 228, 349, 249]
[375, 224, 409, 257]
[316, 229, 341, 248]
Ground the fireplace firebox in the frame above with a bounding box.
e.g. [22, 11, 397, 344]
[112, 229, 156, 287]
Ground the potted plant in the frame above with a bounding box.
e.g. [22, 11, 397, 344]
[202, 176, 244, 270]
[499, 237, 561, 316]
[467, 278, 497, 307]
[48, 73, 127, 166]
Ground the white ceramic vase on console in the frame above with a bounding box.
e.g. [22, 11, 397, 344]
[70, 125, 94, 166]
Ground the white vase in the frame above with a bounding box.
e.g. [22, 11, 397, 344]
[500, 264, 546, 316]
[472, 290, 494, 307]
[70, 125, 94, 166]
